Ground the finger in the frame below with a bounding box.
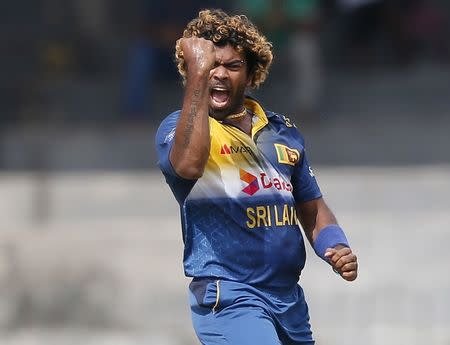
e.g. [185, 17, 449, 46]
[342, 270, 358, 281]
[340, 261, 358, 272]
[324, 248, 337, 263]
[329, 247, 352, 265]
[334, 253, 357, 270]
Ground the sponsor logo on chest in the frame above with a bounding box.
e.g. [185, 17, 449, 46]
[220, 143, 252, 155]
[240, 168, 292, 196]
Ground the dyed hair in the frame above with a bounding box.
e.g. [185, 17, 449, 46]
[175, 9, 273, 88]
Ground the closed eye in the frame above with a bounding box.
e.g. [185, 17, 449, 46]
[226, 61, 245, 71]
[214, 60, 245, 71]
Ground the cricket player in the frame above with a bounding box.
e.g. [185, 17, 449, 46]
[156, 9, 358, 344]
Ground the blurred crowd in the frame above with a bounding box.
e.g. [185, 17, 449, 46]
[1, 0, 449, 123]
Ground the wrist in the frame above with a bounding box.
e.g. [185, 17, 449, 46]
[186, 66, 211, 79]
[313, 224, 349, 261]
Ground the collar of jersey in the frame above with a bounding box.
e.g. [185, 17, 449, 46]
[244, 96, 271, 139]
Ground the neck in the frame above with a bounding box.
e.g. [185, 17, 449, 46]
[224, 107, 247, 121]
[221, 108, 253, 136]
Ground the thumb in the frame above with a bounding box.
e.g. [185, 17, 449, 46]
[324, 248, 336, 259]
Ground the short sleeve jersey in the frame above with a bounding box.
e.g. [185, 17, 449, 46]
[155, 97, 322, 290]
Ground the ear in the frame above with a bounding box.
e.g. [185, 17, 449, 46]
[246, 73, 254, 88]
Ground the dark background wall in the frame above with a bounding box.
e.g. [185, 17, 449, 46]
[1, 0, 449, 170]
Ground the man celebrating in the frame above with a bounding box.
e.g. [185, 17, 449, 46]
[156, 9, 357, 345]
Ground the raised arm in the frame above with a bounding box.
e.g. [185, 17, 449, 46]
[170, 37, 216, 179]
[296, 197, 358, 281]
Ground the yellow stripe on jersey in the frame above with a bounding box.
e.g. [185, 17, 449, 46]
[208, 118, 259, 167]
[244, 98, 269, 138]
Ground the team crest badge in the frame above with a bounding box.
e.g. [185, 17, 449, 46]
[274, 144, 300, 166]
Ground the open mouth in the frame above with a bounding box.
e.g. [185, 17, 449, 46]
[210, 87, 230, 108]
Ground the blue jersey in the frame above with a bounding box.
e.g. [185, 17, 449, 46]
[155, 97, 322, 290]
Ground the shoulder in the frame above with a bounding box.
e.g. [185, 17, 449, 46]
[266, 109, 306, 146]
[155, 110, 181, 146]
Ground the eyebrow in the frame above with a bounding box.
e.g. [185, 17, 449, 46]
[216, 59, 245, 65]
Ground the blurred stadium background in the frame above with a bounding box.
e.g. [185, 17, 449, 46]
[1, 1, 450, 344]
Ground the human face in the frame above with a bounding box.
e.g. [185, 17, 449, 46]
[209, 44, 252, 120]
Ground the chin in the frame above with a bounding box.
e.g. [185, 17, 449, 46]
[209, 110, 228, 121]
[209, 104, 230, 120]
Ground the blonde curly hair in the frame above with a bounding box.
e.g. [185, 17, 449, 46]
[175, 9, 273, 88]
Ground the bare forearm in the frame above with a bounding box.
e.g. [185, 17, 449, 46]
[297, 197, 357, 280]
[297, 197, 338, 245]
[170, 71, 211, 179]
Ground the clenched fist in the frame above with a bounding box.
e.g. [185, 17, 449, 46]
[179, 37, 216, 75]
[324, 245, 358, 281]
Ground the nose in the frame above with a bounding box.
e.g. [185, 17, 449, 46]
[211, 64, 228, 80]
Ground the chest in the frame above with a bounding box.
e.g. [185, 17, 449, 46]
[208, 122, 302, 177]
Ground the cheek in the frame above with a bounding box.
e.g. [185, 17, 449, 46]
[231, 73, 249, 91]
